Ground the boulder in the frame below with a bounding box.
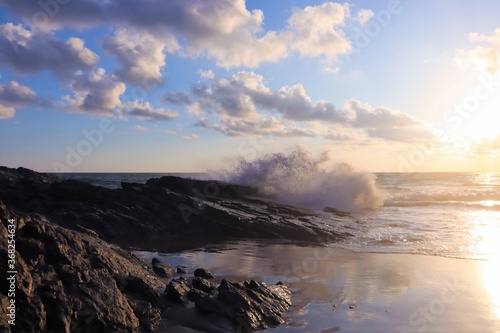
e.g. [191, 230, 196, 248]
[194, 268, 215, 279]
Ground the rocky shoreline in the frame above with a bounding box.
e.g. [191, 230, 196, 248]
[0, 166, 348, 332]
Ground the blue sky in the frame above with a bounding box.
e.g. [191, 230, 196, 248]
[0, 0, 499, 172]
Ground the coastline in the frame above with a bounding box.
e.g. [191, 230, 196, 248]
[140, 243, 500, 332]
[1, 166, 499, 332]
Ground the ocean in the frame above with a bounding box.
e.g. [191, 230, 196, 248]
[59, 171, 500, 260]
[58, 171, 500, 332]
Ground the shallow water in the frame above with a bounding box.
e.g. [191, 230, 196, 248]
[136, 241, 500, 333]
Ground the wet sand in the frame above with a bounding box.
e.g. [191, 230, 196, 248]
[137, 242, 500, 332]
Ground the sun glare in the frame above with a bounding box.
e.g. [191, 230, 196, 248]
[463, 112, 500, 141]
[482, 257, 500, 320]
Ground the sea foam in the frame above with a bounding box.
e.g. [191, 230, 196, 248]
[212, 147, 385, 212]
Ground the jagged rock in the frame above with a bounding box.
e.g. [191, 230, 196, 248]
[0, 166, 349, 251]
[192, 277, 217, 294]
[164, 278, 190, 304]
[194, 268, 215, 279]
[176, 266, 188, 274]
[152, 258, 175, 277]
[195, 279, 292, 330]
[0, 204, 164, 333]
[0, 167, 312, 332]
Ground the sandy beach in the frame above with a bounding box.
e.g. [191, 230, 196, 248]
[138, 242, 500, 332]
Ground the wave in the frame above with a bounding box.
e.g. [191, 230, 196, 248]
[211, 147, 385, 212]
[385, 189, 500, 209]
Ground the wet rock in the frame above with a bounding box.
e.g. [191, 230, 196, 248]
[194, 268, 215, 279]
[195, 279, 292, 330]
[152, 258, 175, 277]
[164, 278, 190, 303]
[0, 204, 164, 333]
[0, 166, 348, 251]
[192, 277, 217, 294]
[176, 266, 188, 274]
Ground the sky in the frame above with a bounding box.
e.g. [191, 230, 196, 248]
[0, 0, 499, 172]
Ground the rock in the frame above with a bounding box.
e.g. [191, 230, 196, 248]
[192, 277, 217, 294]
[0, 167, 311, 332]
[323, 206, 353, 217]
[0, 166, 349, 252]
[194, 268, 215, 279]
[176, 266, 188, 274]
[164, 278, 190, 304]
[194, 279, 292, 331]
[0, 204, 164, 333]
[152, 258, 175, 277]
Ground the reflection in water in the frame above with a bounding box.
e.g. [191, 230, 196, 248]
[468, 209, 500, 320]
[467, 210, 500, 258]
[138, 242, 500, 332]
[482, 258, 500, 321]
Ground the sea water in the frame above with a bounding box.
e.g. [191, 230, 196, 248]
[60, 170, 500, 332]
[60, 171, 500, 260]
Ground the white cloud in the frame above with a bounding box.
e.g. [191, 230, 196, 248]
[61, 68, 125, 116]
[322, 65, 340, 74]
[288, 2, 351, 59]
[134, 125, 148, 132]
[0, 81, 37, 119]
[181, 133, 200, 140]
[122, 101, 178, 121]
[198, 69, 215, 80]
[0, 105, 15, 120]
[0, 23, 98, 76]
[343, 99, 432, 142]
[356, 9, 374, 26]
[0, 1, 367, 69]
[456, 28, 500, 74]
[197, 116, 317, 138]
[102, 28, 179, 86]
[190, 71, 348, 122]
[174, 71, 433, 142]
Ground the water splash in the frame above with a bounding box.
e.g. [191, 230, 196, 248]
[213, 147, 385, 212]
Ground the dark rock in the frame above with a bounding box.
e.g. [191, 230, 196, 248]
[176, 266, 188, 274]
[187, 287, 209, 302]
[164, 278, 190, 303]
[192, 277, 217, 294]
[324, 206, 353, 217]
[152, 258, 175, 277]
[0, 204, 164, 333]
[0, 166, 349, 251]
[194, 268, 215, 279]
[194, 279, 292, 331]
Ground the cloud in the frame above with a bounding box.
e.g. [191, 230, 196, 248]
[122, 101, 178, 121]
[456, 28, 500, 74]
[288, 2, 351, 59]
[181, 133, 200, 140]
[161, 92, 191, 105]
[0, 1, 365, 69]
[60, 68, 126, 116]
[0, 105, 15, 120]
[0, 23, 98, 76]
[0, 81, 37, 119]
[173, 71, 432, 142]
[102, 28, 179, 86]
[322, 65, 340, 74]
[470, 133, 500, 154]
[355, 9, 374, 26]
[343, 99, 432, 142]
[198, 69, 215, 79]
[197, 116, 317, 138]
[134, 125, 148, 132]
[189, 71, 348, 122]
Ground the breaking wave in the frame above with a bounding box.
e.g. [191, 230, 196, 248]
[213, 147, 385, 212]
